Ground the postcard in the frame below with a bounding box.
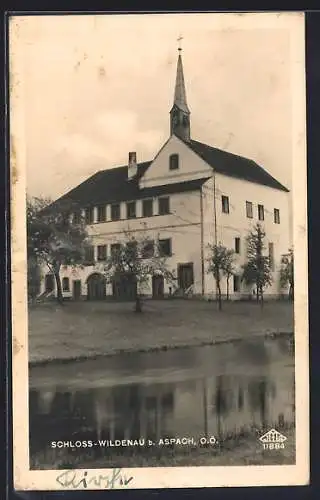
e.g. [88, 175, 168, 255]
[10, 11, 309, 490]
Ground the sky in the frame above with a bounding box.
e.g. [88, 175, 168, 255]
[11, 13, 300, 200]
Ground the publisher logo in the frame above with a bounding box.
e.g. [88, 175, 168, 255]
[259, 428, 287, 450]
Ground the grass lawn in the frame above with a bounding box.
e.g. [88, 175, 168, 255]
[28, 299, 294, 364]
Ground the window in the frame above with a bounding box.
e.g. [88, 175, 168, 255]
[111, 243, 121, 258]
[111, 203, 120, 221]
[142, 240, 154, 259]
[126, 241, 138, 259]
[274, 208, 280, 224]
[62, 277, 70, 292]
[97, 205, 106, 223]
[183, 115, 189, 127]
[221, 195, 229, 214]
[84, 245, 94, 264]
[246, 201, 253, 218]
[85, 206, 94, 224]
[169, 154, 179, 170]
[97, 245, 107, 261]
[159, 238, 172, 257]
[142, 199, 153, 218]
[269, 242, 275, 271]
[233, 275, 241, 292]
[258, 204, 264, 221]
[126, 201, 136, 219]
[73, 211, 81, 224]
[159, 197, 170, 215]
[235, 237, 240, 254]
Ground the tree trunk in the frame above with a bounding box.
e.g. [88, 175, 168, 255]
[289, 283, 294, 301]
[54, 271, 63, 304]
[134, 279, 142, 313]
[226, 277, 229, 301]
[260, 286, 264, 309]
[135, 296, 142, 313]
[217, 280, 222, 311]
[256, 285, 259, 303]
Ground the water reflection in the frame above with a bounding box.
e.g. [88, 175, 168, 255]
[29, 336, 295, 469]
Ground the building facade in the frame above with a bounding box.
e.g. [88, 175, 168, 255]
[39, 50, 291, 301]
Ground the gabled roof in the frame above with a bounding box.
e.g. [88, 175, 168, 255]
[51, 135, 288, 210]
[188, 138, 289, 192]
[55, 161, 151, 208]
[51, 160, 209, 209]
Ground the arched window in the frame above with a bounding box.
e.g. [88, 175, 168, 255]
[62, 277, 70, 292]
[182, 115, 189, 127]
[169, 154, 179, 171]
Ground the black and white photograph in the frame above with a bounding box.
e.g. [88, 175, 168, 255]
[10, 12, 309, 490]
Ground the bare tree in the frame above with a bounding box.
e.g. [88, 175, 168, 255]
[222, 249, 237, 301]
[207, 243, 236, 310]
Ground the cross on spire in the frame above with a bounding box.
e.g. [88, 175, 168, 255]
[177, 35, 183, 52]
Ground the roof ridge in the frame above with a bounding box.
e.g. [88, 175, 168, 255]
[95, 160, 153, 175]
[188, 137, 289, 192]
[190, 138, 258, 163]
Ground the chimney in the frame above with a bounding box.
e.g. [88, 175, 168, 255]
[128, 151, 138, 180]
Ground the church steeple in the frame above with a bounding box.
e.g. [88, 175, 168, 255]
[170, 40, 191, 142]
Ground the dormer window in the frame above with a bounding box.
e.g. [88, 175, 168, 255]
[169, 154, 179, 171]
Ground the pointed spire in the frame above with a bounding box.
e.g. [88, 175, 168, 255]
[173, 50, 190, 114]
[170, 40, 191, 141]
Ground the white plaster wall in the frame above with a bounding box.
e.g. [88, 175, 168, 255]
[139, 135, 212, 188]
[41, 190, 202, 298]
[202, 173, 291, 298]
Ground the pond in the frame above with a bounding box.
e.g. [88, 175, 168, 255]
[29, 335, 295, 469]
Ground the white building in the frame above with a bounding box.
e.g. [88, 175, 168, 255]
[41, 50, 291, 301]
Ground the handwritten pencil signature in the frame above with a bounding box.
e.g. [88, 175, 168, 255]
[56, 468, 134, 489]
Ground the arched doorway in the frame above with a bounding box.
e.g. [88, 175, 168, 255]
[152, 274, 164, 299]
[86, 273, 106, 300]
[112, 272, 137, 301]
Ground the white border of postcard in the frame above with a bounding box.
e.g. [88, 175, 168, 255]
[10, 11, 309, 490]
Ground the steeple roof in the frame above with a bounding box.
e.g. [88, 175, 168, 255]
[173, 53, 190, 114]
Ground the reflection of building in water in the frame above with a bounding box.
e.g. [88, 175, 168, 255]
[208, 372, 294, 437]
[30, 366, 294, 454]
[93, 383, 175, 442]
